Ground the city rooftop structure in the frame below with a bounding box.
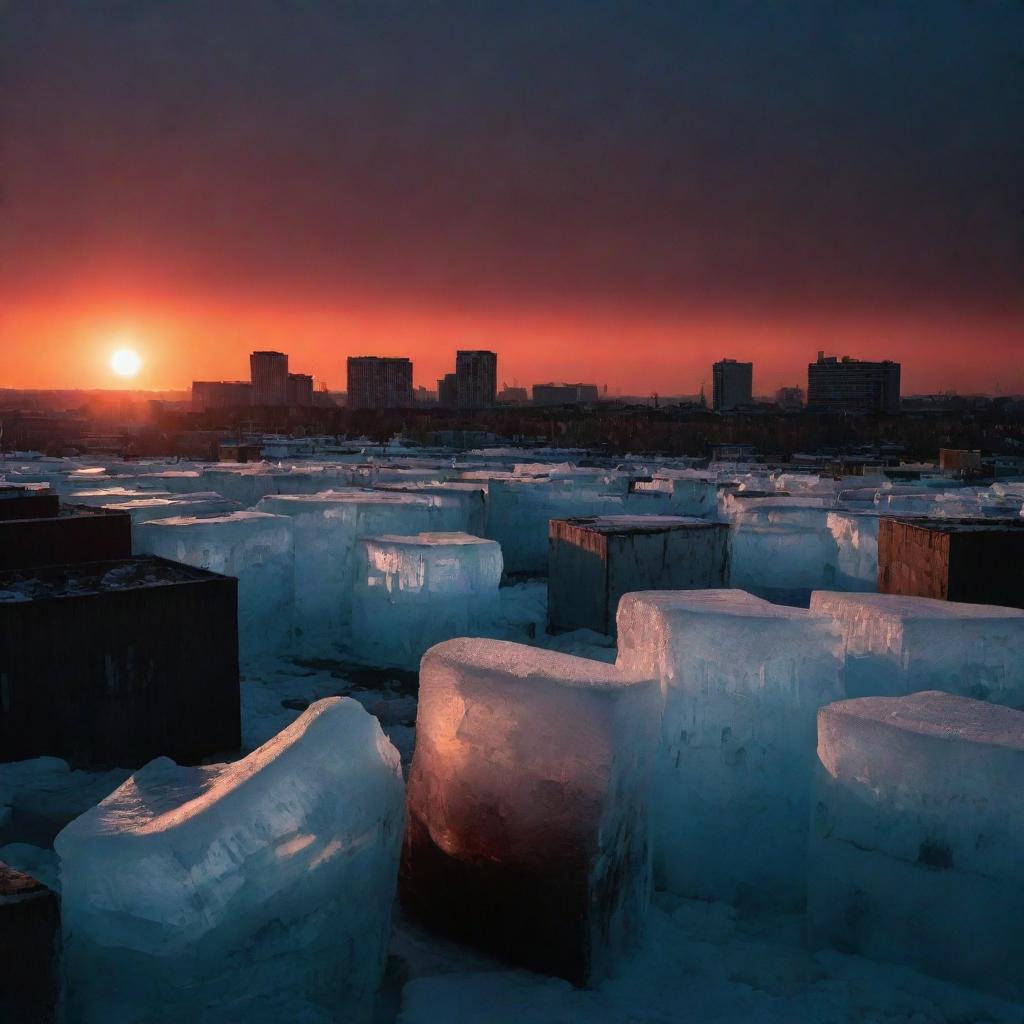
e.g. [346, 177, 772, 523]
[347, 356, 414, 410]
[712, 360, 753, 411]
[807, 353, 901, 415]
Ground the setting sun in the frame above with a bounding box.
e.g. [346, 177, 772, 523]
[111, 347, 142, 378]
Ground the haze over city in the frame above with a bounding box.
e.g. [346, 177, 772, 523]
[2, 0, 1022, 396]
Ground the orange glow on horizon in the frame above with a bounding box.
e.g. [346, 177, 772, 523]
[2, 286, 1021, 397]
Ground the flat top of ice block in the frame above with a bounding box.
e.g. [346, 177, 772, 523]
[137, 510, 285, 529]
[261, 489, 434, 506]
[823, 691, 1024, 751]
[621, 588, 813, 620]
[560, 514, 715, 533]
[363, 532, 496, 548]
[722, 495, 830, 508]
[69, 487, 170, 498]
[57, 698, 394, 842]
[105, 492, 234, 510]
[425, 637, 648, 691]
[811, 591, 1024, 622]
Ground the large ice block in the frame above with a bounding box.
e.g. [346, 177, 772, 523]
[486, 478, 625, 574]
[617, 589, 844, 908]
[256, 489, 458, 657]
[809, 692, 1024, 999]
[810, 591, 1024, 704]
[351, 532, 502, 669]
[56, 698, 405, 1024]
[135, 511, 293, 659]
[401, 639, 660, 986]
[723, 496, 838, 603]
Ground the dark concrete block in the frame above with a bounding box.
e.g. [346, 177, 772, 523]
[0, 556, 240, 766]
[0, 861, 59, 1023]
[0, 504, 131, 571]
[0, 487, 59, 522]
[878, 518, 1024, 609]
[548, 515, 730, 635]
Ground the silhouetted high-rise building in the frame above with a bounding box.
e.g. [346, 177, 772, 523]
[455, 350, 497, 409]
[712, 359, 753, 411]
[287, 373, 314, 407]
[249, 351, 289, 405]
[437, 373, 458, 408]
[347, 356, 414, 410]
[807, 353, 900, 414]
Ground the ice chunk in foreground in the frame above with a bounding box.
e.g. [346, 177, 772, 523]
[56, 697, 405, 1024]
[351, 532, 502, 669]
[136, 510, 293, 659]
[810, 591, 1024, 703]
[617, 589, 844, 908]
[401, 639, 660, 985]
[809, 692, 1024, 999]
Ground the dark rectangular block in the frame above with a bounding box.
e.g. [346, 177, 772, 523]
[878, 517, 1024, 609]
[0, 556, 240, 766]
[0, 861, 59, 1024]
[548, 515, 730, 635]
[0, 487, 59, 522]
[0, 505, 131, 571]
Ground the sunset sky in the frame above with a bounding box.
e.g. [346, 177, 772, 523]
[2, 1, 1021, 396]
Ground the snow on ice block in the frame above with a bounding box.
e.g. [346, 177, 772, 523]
[401, 639, 660, 986]
[351, 533, 502, 670]
[104, 492, 243, 534]
[135, 511, 293, 659]
[56, 698, 405, 1024]
[257, 490, 455, 657]
[547, 515, 729, 636]
[617, 589, 844, 908]
[809, 692, 1024, 999]
[810, 592, 1024, 704]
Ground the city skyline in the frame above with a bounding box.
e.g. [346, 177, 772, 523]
[2, 2, 1022, 395]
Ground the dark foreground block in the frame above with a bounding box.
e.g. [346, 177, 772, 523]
[401, 639, 659, 987]
[0, 504, 131, 571]
[878, 517, 1024, 609]
[0, 487, 59, 522]
[0, 861, 59, 1024]
[0, 556, 240, 766]
[548, 515, 730, 635]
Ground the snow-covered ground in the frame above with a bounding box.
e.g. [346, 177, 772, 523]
[4, 452, 1024, 1021]
[391, 892, 1023, 1023]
